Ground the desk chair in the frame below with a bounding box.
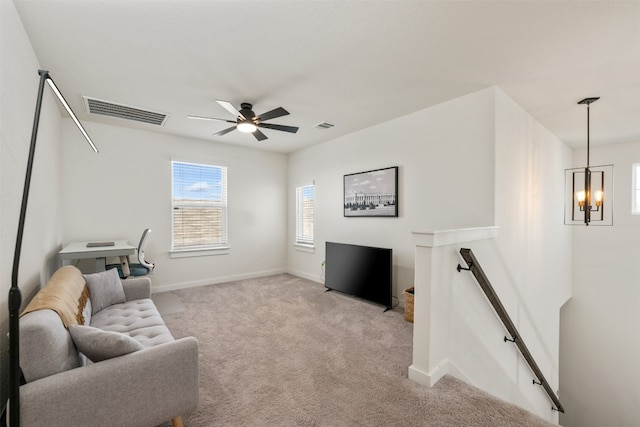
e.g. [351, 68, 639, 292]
[107, 229, 155, 278]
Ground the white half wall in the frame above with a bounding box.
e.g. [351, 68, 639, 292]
[60, 121, 288, 290]
[560, 140, 640, 427]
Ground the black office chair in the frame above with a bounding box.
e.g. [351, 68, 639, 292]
[107, 229, 155, 278]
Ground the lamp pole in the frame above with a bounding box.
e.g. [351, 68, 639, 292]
[8, 70, 49, 427]
[7, 70, 97, 426]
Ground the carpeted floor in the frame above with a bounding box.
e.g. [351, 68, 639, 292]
[159, 273, 558, 426]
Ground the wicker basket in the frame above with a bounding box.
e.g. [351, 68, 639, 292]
[403, 287, 414, 323]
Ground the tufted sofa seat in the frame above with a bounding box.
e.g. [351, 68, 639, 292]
[18, 266, 198, 427]
[90, 299, 175, 347]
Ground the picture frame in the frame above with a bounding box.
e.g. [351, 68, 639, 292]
[344, 166, 398, 217]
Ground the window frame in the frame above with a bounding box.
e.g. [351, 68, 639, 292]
[295, 182, 315, 250]
[171, 161, 229, 256]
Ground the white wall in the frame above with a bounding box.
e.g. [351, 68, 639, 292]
[492, 91, 573, 412]
[560, 140, 640, 427]
[60, 121, 288, 290]
[0, 0, 65, 406]
[287, 87, 496, 299]
[476, 90, 571, 419]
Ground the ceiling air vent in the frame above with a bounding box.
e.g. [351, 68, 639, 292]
[82, 96, 168, 126]
[315, 122, 335, 130]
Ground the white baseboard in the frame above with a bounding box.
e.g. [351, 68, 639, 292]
[151, 268, 287, 293]
[287, 268, 324, 284]
[408, 364, 436, 387]
[408, 359, 472, 388]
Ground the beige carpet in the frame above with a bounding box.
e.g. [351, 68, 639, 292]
[159, 274, 558, 426]
[151, 291, 187, 315]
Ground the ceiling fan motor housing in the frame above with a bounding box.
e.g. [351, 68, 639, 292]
[239, 103, 256, 121]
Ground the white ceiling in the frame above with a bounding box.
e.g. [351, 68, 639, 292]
[13, 0, 640, 154]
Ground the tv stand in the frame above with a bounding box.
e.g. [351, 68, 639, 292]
[324, 286, 393, 313]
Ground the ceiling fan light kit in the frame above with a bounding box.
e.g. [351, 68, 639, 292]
[188, 100, 299, 142]
[237, 120, 257, 133]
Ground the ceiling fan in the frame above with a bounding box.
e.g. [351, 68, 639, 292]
[188, 100, 299, 141]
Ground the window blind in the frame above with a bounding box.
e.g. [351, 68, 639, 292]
[296, 184, 315, 245]
[172, 161, 228, 250]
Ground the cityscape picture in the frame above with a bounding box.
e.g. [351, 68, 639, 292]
[344, 166, 398, 217]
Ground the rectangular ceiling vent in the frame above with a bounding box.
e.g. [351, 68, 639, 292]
[315, 122, 335, 130]
[82, 96, 168, 126]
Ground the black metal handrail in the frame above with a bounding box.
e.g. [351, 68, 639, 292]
[457, 248, 565, 413]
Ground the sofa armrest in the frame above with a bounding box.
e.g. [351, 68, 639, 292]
[20, 336, 199, 427]
[121, 276, 151, 301]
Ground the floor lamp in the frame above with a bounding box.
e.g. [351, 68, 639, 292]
[8, 70, 98, 427]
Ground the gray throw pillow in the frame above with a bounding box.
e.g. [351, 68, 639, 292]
[84, 268, 126, 314]
[69, 325, 144, 362]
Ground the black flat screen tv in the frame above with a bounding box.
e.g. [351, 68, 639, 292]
[325, 241, 392, 309]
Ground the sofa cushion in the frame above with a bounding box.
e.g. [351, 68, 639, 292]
[19, 310, 81, 383]
[69, 325, 144, 362]
[90, 299, 174, 347]
[84, 268, 126, 314]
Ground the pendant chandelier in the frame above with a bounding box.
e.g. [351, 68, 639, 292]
[564, 97, 613, 226]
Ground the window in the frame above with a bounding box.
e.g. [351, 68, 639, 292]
[172, 161, 228, 251]
[295, 183, 315, 247]
[633, 163, 640, 215]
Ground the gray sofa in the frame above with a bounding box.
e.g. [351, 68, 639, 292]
[18, 266, 198, 427]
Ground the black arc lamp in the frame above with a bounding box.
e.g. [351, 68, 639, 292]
[8, 70, 98, 427]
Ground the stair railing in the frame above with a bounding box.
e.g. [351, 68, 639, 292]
[457, 247, 565, 413]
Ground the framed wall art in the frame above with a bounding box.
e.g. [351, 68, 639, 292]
[344, 166, 398, 217]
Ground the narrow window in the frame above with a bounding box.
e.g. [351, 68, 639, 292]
[295, 184, 315, 246]
[633, 163, 640, 215]
[172, 161, 228, 250]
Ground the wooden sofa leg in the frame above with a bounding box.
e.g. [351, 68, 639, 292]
[171, 416, 184, 427]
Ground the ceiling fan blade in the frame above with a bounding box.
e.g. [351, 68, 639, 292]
[258, 122, 299, 133]
[216, 100, 245, 120]
[188, 115, 235, 123]
[214, 126, 237, 136]
[253, 129, 268, 141]
[255, 107, 289, 122]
